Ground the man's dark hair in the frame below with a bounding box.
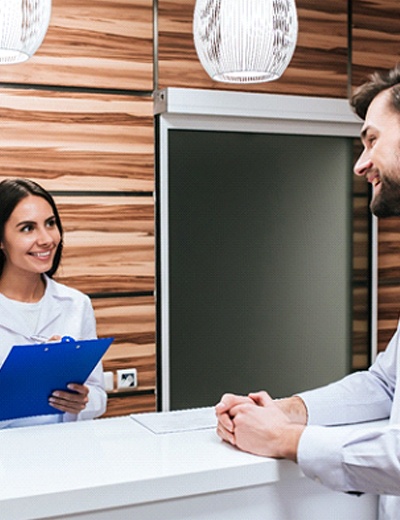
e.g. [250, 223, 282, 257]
[351, 64, 400, 120]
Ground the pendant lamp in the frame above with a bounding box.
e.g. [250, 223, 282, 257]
[0, 0, 51, 64]
[193, 0, 298, 84]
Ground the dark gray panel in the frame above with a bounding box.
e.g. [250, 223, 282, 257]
[167, 130, 352, 409]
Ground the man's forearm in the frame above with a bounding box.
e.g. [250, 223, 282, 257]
[275, 395, 308, 425]
[277, 423, 305, 462]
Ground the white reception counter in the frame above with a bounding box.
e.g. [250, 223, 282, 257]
[0, 411, 378, 520]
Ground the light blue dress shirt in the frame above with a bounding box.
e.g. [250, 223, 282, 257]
[297, 324, 400, 520]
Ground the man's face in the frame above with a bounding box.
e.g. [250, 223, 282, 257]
[354, 90, 400, 217]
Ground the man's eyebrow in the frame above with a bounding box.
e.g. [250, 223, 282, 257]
[360, 126, 369, 141]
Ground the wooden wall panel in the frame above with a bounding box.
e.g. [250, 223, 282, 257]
[353, 196, 369, 282]
[352, 1, 400, 357]
[54, 196, 154, 294]
[378, 218, 400, 282]
[0, 90, 154, 192]
[104, 393, 156, 417]
[377, 285, 400, 353]
[93, 295, 156, 416]
[352, 138, 370, 370]
[352, 285, 369, 369]
[157, 0, 348, 97]
[0, 2, 157, 418]
[0, 0, 153, 91]
[93, 296, 155, 346]
[103, 343, 156, 389]
[94, 295, 156, 388]
[352, 194, 370, 370]
[377, 217, 400, 353]
[352, 0, 400, 88]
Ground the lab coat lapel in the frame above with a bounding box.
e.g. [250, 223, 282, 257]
[35, 296, 62, 336]
[0, 276, 63, 340]
[0, 301, 33, 340]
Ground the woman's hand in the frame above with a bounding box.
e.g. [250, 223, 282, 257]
[48, 383, 89, 414]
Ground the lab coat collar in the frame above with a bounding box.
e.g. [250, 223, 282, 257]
[0, 276, 64, 341]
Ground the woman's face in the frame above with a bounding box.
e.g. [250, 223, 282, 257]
[0, 195, 61, 277]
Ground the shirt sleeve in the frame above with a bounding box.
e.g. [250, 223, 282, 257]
[297, 325, 400, 426]
[297, 370, 392, 426]
[296, 324, 400, 496]
[298, 423, 400, 496]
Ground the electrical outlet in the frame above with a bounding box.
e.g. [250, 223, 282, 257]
[103, 371, 114, 391]
[117, 368, 138, 389]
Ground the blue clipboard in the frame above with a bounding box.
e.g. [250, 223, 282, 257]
[0, 336, 113, 421]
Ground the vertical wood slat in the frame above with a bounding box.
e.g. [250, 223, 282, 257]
[352, 285, 369, 370]
[377, 285, 400, 353]
[378, 218, 400, 282]
[53, 196, 154, 294]
[352, 0, 400, 88]
[378, 218, 400, 353]
[0, 0, 154, 91]
[353, 196, 370, 283]
[352, 141, 368, 196]
[157, 0, 348, 97]
[0, 90, 154, 193]
[352, 139, 370, 369]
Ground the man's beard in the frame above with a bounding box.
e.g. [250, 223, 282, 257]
[371, 175, 400, 218]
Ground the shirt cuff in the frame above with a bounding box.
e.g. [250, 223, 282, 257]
[297, 425, 354, 492]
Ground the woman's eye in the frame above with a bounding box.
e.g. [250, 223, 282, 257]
[46, 218, 57, 228]
[21, 224, 33, 232]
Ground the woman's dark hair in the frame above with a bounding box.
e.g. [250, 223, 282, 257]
[351, 64, 400, 120]
[0, 178, 63, 278]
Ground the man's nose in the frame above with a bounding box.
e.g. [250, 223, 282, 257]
[354, 150, 373, 177]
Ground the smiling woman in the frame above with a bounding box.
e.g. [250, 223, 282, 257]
[1, 194, 61, 286]
[0, 178, 107, 428]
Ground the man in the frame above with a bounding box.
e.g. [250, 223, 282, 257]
[216, 65, 400, 520]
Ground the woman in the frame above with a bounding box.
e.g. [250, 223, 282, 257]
[0, 178, 107, 428]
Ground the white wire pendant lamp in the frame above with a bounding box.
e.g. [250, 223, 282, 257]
[0, 0, 52, 64]
[193, 0, 298, 84]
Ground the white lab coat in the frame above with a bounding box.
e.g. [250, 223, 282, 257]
[297, 323, 400, 520]
[0, 276, 106, 429]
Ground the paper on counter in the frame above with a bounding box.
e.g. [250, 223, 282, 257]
[130, 406, 217, 434]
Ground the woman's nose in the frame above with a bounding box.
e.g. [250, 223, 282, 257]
[36, 227, 52, 245]
[354, 150, 373, 177]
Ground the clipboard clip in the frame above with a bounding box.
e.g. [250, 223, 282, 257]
[31, 335, 77, 344]
[61, 336, 75, 343]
